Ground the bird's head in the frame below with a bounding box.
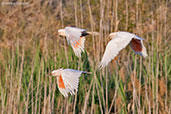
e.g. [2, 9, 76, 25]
[58, 29, 66, 37]
[51, 68, 63, 77]
[109, 32, 117, 39]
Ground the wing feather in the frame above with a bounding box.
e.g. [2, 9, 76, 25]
[130, 39, 147, 57]
[99, 34, 133, 68]
[65, 27, 85, 45]
[99, 31, 148, 68]
[57, 69, 85, 97]
[65, 27, 86, 57]
[99, 32, 148, 68]
[71, 37, 85, 57]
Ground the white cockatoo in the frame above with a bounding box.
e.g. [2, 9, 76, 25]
[51, 68, 90, 97]
[99, 31, 148, 68]
[58, 26, 98, 57]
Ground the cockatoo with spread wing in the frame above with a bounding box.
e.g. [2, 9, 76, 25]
[51, 68, 90, 97]
[58, 26, 99, 57]
[99, 31, 147, 68]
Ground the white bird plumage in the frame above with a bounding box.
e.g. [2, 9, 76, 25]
[51, 68, 89, 97]
[99, 31, 147, 68]
[58, 26, 99, 57]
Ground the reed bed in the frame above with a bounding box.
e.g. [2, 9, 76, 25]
[0, 0, 170, 113]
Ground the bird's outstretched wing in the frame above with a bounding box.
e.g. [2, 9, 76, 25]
[57, 69, 86, 97]
[99, 32, 134, 68]
[65, 27, 86, 57]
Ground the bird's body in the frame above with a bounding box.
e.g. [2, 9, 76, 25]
[58, 26, 98, 57]
[51, 68, 90, 97]
[99, 31, 147, 68]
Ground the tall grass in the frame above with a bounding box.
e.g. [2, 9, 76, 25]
[0, 0, 170, 113]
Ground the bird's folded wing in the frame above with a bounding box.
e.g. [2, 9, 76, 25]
[99, 36, 132, 68]
[57, 69, 83, 97]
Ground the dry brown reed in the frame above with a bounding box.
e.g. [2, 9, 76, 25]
[0, 0, 170, 114]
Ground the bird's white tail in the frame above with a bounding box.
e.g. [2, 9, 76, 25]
[87, 31, 99, 36]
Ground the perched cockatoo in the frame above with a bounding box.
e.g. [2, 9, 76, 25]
[51, 68, 90, 97]
[58, 26, 99, 57]
[99, 31, 148, 68]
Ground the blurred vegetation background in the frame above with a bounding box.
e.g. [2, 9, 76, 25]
[0, 0, 170, 113]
